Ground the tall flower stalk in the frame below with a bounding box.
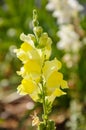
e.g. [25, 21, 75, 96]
[14, 10, 68, 130]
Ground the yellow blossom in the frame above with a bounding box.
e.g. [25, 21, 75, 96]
[24, 60, 41, 74]
[48, 88, 66, 103]
[39, 33, 52, 60]
[15, 42, 41, 64]
[17, 78, 40, 101]
[20, 33, 35, 47]
[61, 80, 69, 89]
[46, 71, 63, 88]
[42, 59, 68, 101]
[43, 58, 62, 79]
[46, 71, 63, 95]
[15, 49, 29, 63]
[24, 59, 41, 82]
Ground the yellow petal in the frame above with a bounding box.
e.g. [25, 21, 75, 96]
[38, 33, 52, 60]
[21, 42, 33, 52]
[43, 44, 52, 60]
[39, 33, 52, 48]
[24, 60, 41, 74]
[24, 59, 41, 82]
[43, 36, 52, 59]
[43, 58, 62, 79]
[17, 65, 41, 83]
[17, 67, 26, 77]
[16, 49, 29, 63]
[22, 78, 37, 93]
[30, 90, 40, 102]
[17, 78, 37, 94]
[17, 78, 40, 101]
[61, 80, 69, 89]
[53, 88, 66, 97]
[47, 88, 66, 103]
[46, 71, 63, 88]
[17, 84, 27, 95]
[16, 41, 42, 63]
[28, 49, 41, 62]
[20, 33, 34, 47]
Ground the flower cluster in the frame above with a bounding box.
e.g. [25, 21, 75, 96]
[57, 24, 81, 53]
[57, 24, 81, 68]
[57, 23, 82, 66]
[14, 11, 68, 104]
[46, 0, 83, 24]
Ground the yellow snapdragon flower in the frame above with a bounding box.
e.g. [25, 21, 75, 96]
[15, 43, 41, 63]
[42, 59, 68, 102]
[16, 41, 68, 102]
[15, 10, 69, 129]
[17, 77, 40, 101]
[39, 32, 52, 59]
[43, 58, 62, 79]
[15, 16, 68, 104]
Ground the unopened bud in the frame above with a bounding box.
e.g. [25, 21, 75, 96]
[33, 26, 43, 37]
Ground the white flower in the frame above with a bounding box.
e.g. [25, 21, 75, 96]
[68, 0, 83, 11]
[46, 0, 57, 11]
[46, 0, 83, 24]
[62, 53, 79, 68]
[57, 24, 81, 52]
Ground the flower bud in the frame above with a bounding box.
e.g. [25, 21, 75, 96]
[39, 33, 52, 48]
[33, 26, 43, 37]
[39, 33, 48, 47]
[28, 34, 36, 43]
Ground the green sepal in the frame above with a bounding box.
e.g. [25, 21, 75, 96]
[37, 122, 46, 130]
[37, 120, 56, 130]
[46, 120, 56, 130]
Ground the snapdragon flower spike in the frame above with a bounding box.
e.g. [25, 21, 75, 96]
[15, 10, 68, 104]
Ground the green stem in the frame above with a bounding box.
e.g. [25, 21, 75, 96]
[33, 9, 39, 27]
[42, 87, 48, 126]
[41, 76, 48, 129]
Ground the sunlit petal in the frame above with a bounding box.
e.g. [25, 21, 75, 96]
[61, 80, 69, 89]
[21, 42, 33, 52]
[17, 78, 37, 94]
[20, 33, 34, 47]
[43, 58, 62, 79]
[46, 71, 63, 88]
[15, 49, 29, 63]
